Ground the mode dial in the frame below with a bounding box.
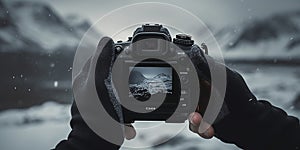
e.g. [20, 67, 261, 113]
[173, 34, 194, 46]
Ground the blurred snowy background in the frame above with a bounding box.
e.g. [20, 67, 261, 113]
[0, 0, 299, 149]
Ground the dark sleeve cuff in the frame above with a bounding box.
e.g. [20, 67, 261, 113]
[213, 100, 300, 150]
[54, 102, 121, 150]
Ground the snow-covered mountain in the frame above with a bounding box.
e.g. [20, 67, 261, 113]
[0, 0, 98, 110]
[0, 0, 92, 52]
[129, 70, 147, 84]
[129, 71, 172, 101]
[216, 11, 300, 62]
[148, 73, 172, 94]
[64, 14, 92, 39]
[154, 73, 172, 81]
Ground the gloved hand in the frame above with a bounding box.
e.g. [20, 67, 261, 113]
[187, 44, 300, 150]
[54, 37, 136, 150]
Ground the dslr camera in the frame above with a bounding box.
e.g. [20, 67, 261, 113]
[108, 24, 202, 123]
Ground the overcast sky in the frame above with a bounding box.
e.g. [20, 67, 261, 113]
[25, 0, 300, 29]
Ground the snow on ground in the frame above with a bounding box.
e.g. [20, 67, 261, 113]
[121, 121, 240, 150]
[0, 64, 299, 150]
[0, 102, 71, 150]
[0, 102, 71, 126]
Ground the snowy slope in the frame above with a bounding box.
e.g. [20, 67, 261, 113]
[0, 102, 70, 126]
[0, 102, 71, 150]
[216, 11, 300, 61]
[64, 14, 92, 38]
[0, 0, 93, 52]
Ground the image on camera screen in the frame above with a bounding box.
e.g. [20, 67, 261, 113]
[129, 67, 172, 101]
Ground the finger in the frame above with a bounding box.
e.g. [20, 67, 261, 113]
[198, 122, 215, 139]
[124, 124, 136, 140]
[188, 112, 202, 133]
[202, 79, 211, 87]
[188, 112, 215, 139]
[198, 79, 211, 115]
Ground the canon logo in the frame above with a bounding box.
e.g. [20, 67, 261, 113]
[145, 107, 156, 111]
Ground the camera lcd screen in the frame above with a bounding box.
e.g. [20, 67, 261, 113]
[128, 67, 172, 101]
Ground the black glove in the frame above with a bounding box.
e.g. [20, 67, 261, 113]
[188, 45, 300, 150]
[55, 37, 131, 150]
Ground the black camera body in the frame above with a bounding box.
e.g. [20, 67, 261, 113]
[111, 24, 200, 123]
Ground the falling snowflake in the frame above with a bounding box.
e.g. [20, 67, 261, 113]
[50, 63, 55, 68]
[67, 67, 72, 72]
[54, 81, 58, 87]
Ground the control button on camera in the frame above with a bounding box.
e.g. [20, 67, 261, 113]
[180, 75, 189, 84]
[127, 37, 132, 41]
[181, 90, 188, 95]
[173, 33, 194, 46]
[115, 45, 123, 53]
[179, 56, 185, 62]
[180, 97, 185, 101]
[124, 47, 130, 55]
[176, 34, 192, 40]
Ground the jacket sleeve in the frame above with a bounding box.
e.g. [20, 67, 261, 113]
[53, 102, 120, 150]
[213, 100, 300, 150]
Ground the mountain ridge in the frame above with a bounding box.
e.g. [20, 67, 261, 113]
[215, 10, 300, 61]
[0, 0, 93, 52]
